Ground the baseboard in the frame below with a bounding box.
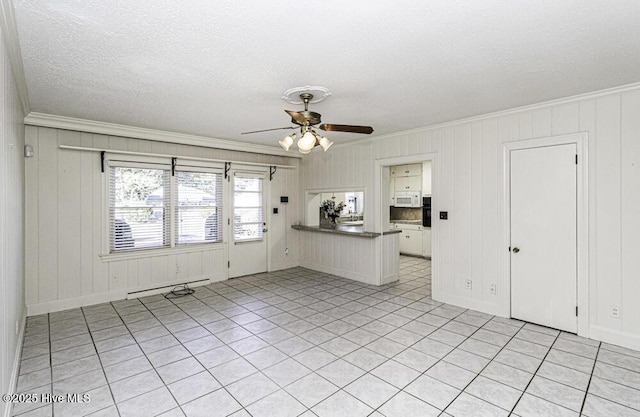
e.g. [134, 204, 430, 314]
[4, 308, 26, 417]
[433, 292, 503, 316]
[300, 261, 378, 286]
[589, 325, 640, 352]
[26, 275, 226, 316]
[26, 290, 127, 316]
[126, 279, 212, 300]
[381, 272, 399, 285]
[270, 259, 299, 272]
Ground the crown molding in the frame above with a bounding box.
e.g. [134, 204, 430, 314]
[24, 112, 302, 158]
[0, 0, 30, 115]
[336, 81, 640, 148]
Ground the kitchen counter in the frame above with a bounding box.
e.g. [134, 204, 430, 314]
[292, 224, 401, 238]
[390, 219, 422, 225]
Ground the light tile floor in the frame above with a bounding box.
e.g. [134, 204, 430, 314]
[12, 256, 640, 417]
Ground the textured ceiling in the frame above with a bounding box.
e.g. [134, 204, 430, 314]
[12, 0, 640, 148]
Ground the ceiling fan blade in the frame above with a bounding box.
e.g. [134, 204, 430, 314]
[285, 110, 308, 125]
[241, 126, 294, 135]
[319, 124, 374, 134]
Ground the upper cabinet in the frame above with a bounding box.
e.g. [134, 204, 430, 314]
[391, 163, 422, 178]
[395, 176, 422, 191]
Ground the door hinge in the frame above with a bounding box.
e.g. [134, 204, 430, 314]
[228, 261, 230, 268]
[575, 154, 578, 165]
[508, 246, 511, 252]
[575, 306, 578, 316]
[227, 218, 230, 225]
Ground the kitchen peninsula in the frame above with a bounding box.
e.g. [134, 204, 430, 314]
[292, 223, 400, 286]
[292, 223, 401, 238]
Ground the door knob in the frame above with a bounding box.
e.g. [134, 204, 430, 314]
[263, 228, 268, 233]
[512, 247, 520, 253]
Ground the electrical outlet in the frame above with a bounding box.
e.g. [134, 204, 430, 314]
[15, 321, 19, 335]
[285, 248, 289, 255]
[489, 284, 496, 295]
[176, 264, 180, 273]
[465, 279, 472, 290]
[612, 307, 620, 318]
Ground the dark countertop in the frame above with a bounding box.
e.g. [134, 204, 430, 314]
[292, 224, 402, 238]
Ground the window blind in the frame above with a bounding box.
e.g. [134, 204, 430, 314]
[233, 174, 264, 242]
[176, 170, 223, 244]
[109, 166, 170, 252]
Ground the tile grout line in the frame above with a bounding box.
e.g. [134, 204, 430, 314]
[79, 305, 123, 417]
[578, 341, 601, 416]
[506, 330, 561, 416]
[21, 259, 640, 417]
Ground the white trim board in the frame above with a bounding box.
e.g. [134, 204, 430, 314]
[27, 290, 128, 317]
[126, 278, 214, 300]
[374, 152, 439, 298]
[3, 310, 26, 417]
[60, 145, 297, 170]
[499, 133, 589, 336]
[335, 81, 640, 149]
[589, 325, 640, 352]
[25, 112, 300, 158]
[0, 0, 30, 115]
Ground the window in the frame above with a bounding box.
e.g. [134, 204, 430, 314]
[109, 163, 223, 253]
[176, 171, 223, 244]
[233, 174, 264, 242]
[109, 166, 170, 251]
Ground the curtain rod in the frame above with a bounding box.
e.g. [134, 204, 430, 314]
[58, 145, 296, 169]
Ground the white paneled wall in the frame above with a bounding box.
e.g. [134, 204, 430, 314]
[24, 127, 300, 315]
[0, 28, 25, 417]
[300, 85, 640, 350]
[299, 231, 376, 284]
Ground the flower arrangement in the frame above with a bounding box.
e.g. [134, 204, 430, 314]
[320, 199, 345, 220]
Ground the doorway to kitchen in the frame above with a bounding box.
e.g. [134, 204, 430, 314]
[501, 133, 588, 335]
[375, 152, 439, 291]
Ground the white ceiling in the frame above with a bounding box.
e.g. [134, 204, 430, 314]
[12, 0, 640, 148]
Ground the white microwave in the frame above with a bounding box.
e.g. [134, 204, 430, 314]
[395, 191, 422, 207]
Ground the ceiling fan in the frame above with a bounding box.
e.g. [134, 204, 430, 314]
[242, 92, 374, 154]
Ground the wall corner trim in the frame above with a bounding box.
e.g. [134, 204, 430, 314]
[0, 0, 30, 115]
[3, 310, 26, 417]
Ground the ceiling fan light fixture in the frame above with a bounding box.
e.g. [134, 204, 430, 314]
[279, 133, 295, 151]
[319, 136, 333, 151]
[298, 147, 312, 155]
[297, 130, 317, 151]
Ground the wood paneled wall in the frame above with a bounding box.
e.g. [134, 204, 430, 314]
[0, 28, 26, 417]
[24, 127, 300, 315]
[300, 86, 640, 350]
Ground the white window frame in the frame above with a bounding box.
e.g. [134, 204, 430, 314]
[102, 156, 227, 261]
[174, 165, 225, 246]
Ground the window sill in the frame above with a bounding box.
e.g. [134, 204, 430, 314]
[101, 242, 225, 262]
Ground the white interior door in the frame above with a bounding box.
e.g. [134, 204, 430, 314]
[510, 143, 577, 333]
[228, 171, 267, 278]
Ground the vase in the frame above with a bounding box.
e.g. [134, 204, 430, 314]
[329, 216, 338, 229]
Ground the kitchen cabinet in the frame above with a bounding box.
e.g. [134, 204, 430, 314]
[391, 163, 422, 178]
[394, 176, 422, 191]
[400, 229, 422, 255]
[389, 178, 395, 205]
[392, 223, 423, 256]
